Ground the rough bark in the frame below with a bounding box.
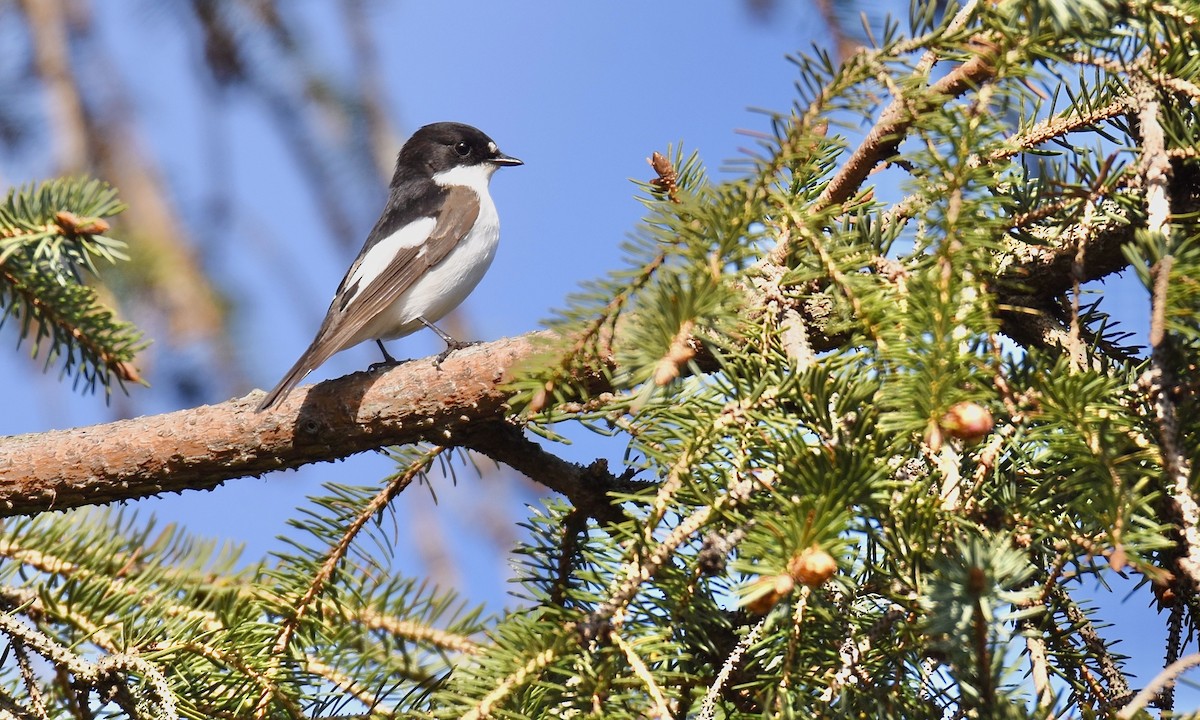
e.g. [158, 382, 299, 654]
[0, 334, 555, 516]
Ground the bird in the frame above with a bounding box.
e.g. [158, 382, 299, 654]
[256, 121, 523, 412]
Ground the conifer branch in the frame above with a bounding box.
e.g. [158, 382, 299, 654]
[610, 629, 672, 719]
[1134, 81, 1200, 594]
[1050, 583, 1131, 705]
[174, 640, 299, 719]
[0, 178, 142, 391]
[303, 656, 394, 718]
[254, 447, 443, 718]
[0, 612, 174, 719]
[352, 606, 480, 655]
[809, 37, 998, 215]
[460, 645, 561, 720]
[1117, 652, 1200, 720]
[0, 198, 1156, 516]
[589, 471, 770, 635]
[697, 617, 766, 720]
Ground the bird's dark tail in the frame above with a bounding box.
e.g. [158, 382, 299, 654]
[255, 337, 339, 412]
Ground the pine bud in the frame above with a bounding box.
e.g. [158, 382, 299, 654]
[941, 401, 993, 442]
[745, 573, 795, 614]
[648, 151, 679, 203]
[115, 361, 142, 384]
[1107, 544, 1127, 572]
[54, 210, 109, 236]
[652, 320, 696, 386]
[528, 381, 553, 414]
[1153, 570, 1177, 608]
[788, 545, 837, 587]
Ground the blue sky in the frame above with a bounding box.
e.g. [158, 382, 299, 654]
[0, 0, 829, 602]
[0, 0, 1187, 709]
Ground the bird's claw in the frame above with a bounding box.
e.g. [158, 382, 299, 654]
[368, 357, 407, 372]
[434, 340, 481, 366]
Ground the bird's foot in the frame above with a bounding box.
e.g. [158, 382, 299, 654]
[368, 357, 409, 372]
[369, 339, 408, 371]
[434, 339, 481, 366]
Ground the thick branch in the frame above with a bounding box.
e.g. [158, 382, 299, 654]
[0, 334, 564, 516]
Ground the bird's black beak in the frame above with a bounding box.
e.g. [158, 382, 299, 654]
[491, 151, 523, 167]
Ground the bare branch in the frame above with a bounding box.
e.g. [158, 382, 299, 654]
[0, 334, 557, 515]
[1118, 652, 1200, 720]
[456, 421, 646, 525]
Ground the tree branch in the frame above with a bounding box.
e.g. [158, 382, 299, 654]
[456, 420, 648, 525]
[0, 198, 1147, 518]
[813, 43, 998, 213]
[0, 334, 562, 516]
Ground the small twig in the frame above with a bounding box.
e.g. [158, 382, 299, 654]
[94, 653, 176, 719]
[459, 645, 560, 720]
[1068, 200, 1097, 373]
[811, 23, 994, 213]
[552, 510, 589, 607]
[1049, 584, 1131, 704]
[587, 471, 773, 633]
[983, 97, 1131, 168]
[612, 629, 673, 719]
[304, 656, 396, 719]
[1017, 616, 1054, 715]
[456, 420, 643, 525]
[697, 616, 768, 720]
[774, 587, 815, 716]
[351, 606, 480, 655]
[0, 613, 175, 718]
[820, 606, 907, 704]
[12, 643, 47, 720]
[1118, 652, 1200, 719]
[1163, 602, 1184, 712]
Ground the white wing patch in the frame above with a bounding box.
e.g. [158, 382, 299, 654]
[344, 216, 437, 299]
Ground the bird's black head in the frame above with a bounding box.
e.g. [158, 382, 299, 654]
[394, 122, 522, 184]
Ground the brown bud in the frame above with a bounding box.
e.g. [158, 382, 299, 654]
[1154, 585, 1177, 608]
[528, 381, 553, 414]
[925, 422, 944, 453]
[652, 321, 696, 386]
[941, 402, 994, 442]
[115, 361, 143, 384]
[1107, 544, 1127, 572]
[787, 545, 837, 587]
[745, 574, 795, 614]
[54, 210, 109, 236]
[649, 151, 673, 177]
[648, 151, 679, 202]
[1152, 571, 1178, 608]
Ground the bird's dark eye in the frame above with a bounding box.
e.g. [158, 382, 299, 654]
[453, 141, 471, 157]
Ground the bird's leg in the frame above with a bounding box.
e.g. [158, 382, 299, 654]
[420, 317, 479, 365]
[368, 340, 401, 371]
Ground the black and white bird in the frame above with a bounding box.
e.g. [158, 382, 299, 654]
[256, 122, 522, 412]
